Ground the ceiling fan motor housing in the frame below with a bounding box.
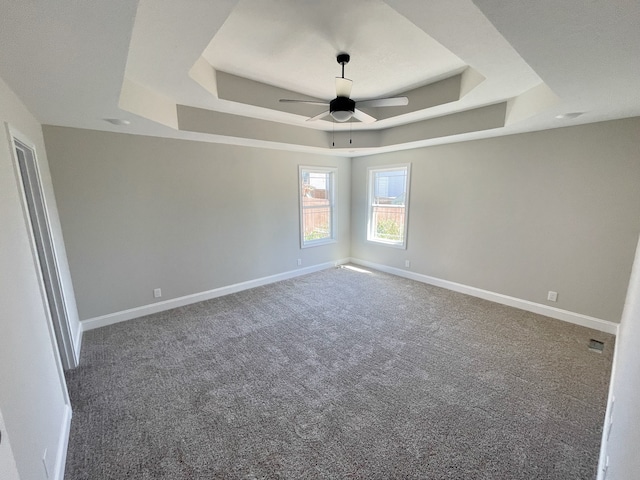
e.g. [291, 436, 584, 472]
[330, 96, 355, 121]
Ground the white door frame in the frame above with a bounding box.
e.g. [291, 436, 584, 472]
[7, 125, 78, 370]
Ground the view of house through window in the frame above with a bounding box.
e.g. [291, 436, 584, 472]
[299, 166, 336, 247]
[367, 164, 410, 247]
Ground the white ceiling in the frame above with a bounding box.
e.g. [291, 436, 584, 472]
[203, 0, 467, 100]
[0, 0, 638, 157]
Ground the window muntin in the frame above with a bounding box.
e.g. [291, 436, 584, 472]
[367, 164, 410, 248]
[300, 166, 336, 247]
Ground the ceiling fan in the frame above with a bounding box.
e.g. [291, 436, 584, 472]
[279, 53, 409, 124]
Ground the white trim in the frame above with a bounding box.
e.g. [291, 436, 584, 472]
[349, 258, 619, 335]
[82, 259, 350, 331]
[73, 324, 83, 364]
[53, 404, 72, 480]
[299, 165, 337, 249]
[366, 163, 411, 249]
[596, 338, 620, 480]
[6, 124, 78, 369]
[5, 123, 74, 403]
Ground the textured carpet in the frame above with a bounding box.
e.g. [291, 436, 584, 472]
[65, 265, 614, 479]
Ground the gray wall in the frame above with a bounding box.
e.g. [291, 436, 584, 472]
[39, 115, 640, 478]
[351, 118, 640, 322]
[44, 119, 640, 324]
[0, 76, 71, 479]
[43, 127, 350, 320]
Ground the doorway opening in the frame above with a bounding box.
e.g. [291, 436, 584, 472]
[11, 135, 77, 370]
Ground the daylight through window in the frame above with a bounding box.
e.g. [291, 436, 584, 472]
[367, 164, 410, 248]
[300, 166, 336, 247]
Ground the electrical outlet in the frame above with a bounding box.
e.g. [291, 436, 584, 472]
[297, 259, 302, 266]
[153, 288, 162, 298]
[405, 260, 410, 268]
[547, 291, 558, 302]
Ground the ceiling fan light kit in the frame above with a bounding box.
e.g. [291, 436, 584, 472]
[330, 97, 355, 122]
[279, 52, 409, 124]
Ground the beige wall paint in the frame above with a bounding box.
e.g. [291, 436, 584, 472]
[43, 127, 350, 320]
[0, 77, 71, 479]
[351, 118, 640, 322]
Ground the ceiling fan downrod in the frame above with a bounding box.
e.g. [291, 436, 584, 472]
[337, 53, 350, 79]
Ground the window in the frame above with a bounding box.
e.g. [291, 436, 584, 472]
[367, 164, 410, 248]
[299, 166, 336, 247]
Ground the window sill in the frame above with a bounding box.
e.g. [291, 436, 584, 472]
[301, 238, 337, 249]
[366, 238, 407, 249]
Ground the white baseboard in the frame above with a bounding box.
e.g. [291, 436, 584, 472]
[81, 256, 618, 336]
[82, 259, 350, 331]
[72, 325, 83, 365]
[54, 404, 72, 480]
[349, 258, 619, 335]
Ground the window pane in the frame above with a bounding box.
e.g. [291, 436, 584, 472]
[307, 172, 328, 195]
[368, 166, 409, 247]
[372, 204, 405, 242]
[302, 205, 331, 241]
[300, 168, 335, 247]
[373, 169, 407, 204]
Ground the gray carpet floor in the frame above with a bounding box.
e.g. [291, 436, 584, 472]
[64, 265, 614, 479]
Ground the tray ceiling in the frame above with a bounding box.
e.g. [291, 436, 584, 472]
[0, 0, 638, 156]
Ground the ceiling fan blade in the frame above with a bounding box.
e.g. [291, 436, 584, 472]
[306, 110, 331, 122]
[352, 108, 377, 124]
[279, 99, 329, 106]
[357, 96, 408, 108]
[335, 77, 353, 98]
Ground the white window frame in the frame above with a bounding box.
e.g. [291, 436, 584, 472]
[366, 163, 411, 249]
[299, 165, 337, 248]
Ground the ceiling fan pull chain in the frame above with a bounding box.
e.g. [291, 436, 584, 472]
[332, 119, 335, 147]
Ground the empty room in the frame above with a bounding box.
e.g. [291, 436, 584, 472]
[1, 1, 640, 479]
